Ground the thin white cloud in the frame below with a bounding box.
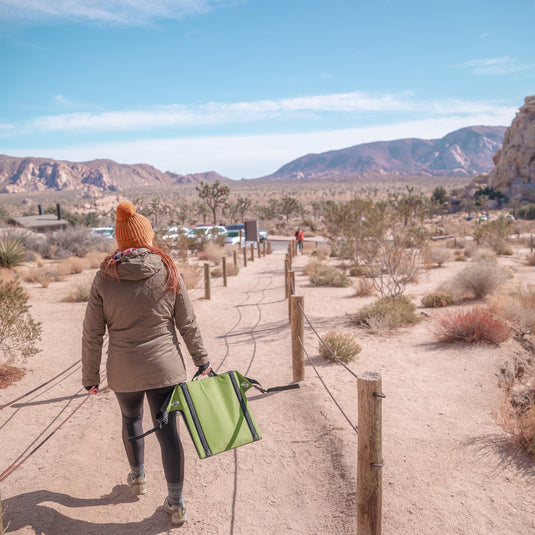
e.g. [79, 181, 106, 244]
[460, 56, 534, 75]
[24, 92, 513, 133]
[10, 111, 515, 178]
[0, 0, 225, 25]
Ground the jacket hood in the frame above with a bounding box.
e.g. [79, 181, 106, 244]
[103, 248, 164, 282]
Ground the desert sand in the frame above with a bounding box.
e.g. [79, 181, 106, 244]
[1, 241, 535, 535]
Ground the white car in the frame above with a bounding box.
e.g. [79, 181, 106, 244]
[90, 227, 114, 239]
[162, 226, 190, 240]
[224, 230, 258, 248]
[187, 225, 227, 242]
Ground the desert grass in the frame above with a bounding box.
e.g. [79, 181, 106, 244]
[63, 283, 91, 303]
[421, 291, 454, 308]
[352, 295, 418, 330]
[319, 331, 361, 363]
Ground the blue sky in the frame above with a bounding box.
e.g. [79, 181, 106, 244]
[0, 0, 533, 179]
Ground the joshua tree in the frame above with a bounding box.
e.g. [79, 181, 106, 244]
[196, 180, 231, 225]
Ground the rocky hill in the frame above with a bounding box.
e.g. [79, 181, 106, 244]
[488, 96, 535, 201]
[258, 126, 506, 181]
[0, 156, 230, 194]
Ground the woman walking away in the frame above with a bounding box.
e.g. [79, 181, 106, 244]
[82, 201, 211, 526]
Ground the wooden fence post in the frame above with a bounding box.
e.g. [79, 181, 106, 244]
[243, 247, 247, 267]
[222, 256, 227, 287]
[291, 295, 305, 382]
[284, 258, 290, 298]
[233, 249, 237, 270]
[357, 372, 383, 535]
[287, 271, 295, 320]
[267, 241, 272, 254]
[262, 240, 266, 256]
[204, 263, 211, 300]
[250, 243, 255, 262]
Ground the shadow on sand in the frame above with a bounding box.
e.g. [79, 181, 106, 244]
[2, 485, 184, 534]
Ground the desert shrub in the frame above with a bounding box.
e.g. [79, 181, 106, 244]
[60, 256, 84, 274]
[526, 253, 535, 266]
[0, 279, 42, 365]
[425, 246, 451, 267]
[454, 253, 467, 261]
[226, 262, 239, 276]
[319, 331, 361, 363]
[63, 283, 91, 303]
[352, 295, 418, 329]
[354, 278, 374, 297]
[303, 260, 323, 277]
[177, 262, 201, 289]
[308, 264, 350, 287]
[22, 265, 66, 287]
[46, 227, 106, 259]
[450, 257, 511, 299]
[349, 265, 366, 277]
[198, 243, 226, 265]
[421, 291, 453, 308]
[0, 238, 26, 268]
[498, 394, 535, 456]
[490, 285, 535, 336]
[311, 244, 330, 260]
[483, 215, 513, 255]
[434, 306, 511, 345]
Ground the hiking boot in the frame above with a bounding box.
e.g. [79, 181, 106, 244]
[127, 472, 146, 495]
[163, 497, 187, 525]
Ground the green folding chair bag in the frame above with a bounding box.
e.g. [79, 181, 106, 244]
[164, 370, 262, 459]
[128, 370, 298, 459]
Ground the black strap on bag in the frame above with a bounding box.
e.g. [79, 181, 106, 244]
[192, 368, 300, 394]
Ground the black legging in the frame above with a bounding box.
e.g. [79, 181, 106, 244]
[115, 386, 184, 485]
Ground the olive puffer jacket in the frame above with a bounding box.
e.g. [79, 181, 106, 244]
[82, 248, 209, 392]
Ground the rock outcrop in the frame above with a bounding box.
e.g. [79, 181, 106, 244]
[488, 96, 535, 200]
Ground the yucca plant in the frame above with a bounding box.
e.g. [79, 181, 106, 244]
[0, 238, 26, 268]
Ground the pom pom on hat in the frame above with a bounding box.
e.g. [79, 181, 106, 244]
[116, 201, 136, 222]
[114, 201, 154, 250]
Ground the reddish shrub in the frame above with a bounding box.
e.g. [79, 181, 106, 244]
[434, 306, 512, 345]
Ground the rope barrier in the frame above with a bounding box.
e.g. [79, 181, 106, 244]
[0, 359, 82, 410]
[297, 301, 359, 380]
[297, 336, 358, 434]
[0, 378, 106, 483]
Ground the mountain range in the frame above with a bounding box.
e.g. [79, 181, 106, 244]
[0, 126, 505, 193]
[258, 126, 506, 181]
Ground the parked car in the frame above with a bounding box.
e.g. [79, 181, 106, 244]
[90, 227, 114, 239]
[224, 230, 258, 248]
[225, 223, 268, 242]
[162, 226, 190, 240]
[187, 225, 227, 244]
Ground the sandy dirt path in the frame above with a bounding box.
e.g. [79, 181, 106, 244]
[1, 244, 535, 534]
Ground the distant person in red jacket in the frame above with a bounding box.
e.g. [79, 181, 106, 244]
[295, 227, 304, 254]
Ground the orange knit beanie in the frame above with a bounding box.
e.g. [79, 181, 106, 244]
[114, 201, 154, 250]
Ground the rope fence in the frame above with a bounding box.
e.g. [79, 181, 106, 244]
[284, 241, 384, 535]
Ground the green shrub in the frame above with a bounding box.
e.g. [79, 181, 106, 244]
[308, 264, 350, 287]
[0, 279, 42, 364]
[319, 331, 361, 363]
[0, 238, 26, 268]
[352, 295, 418, 329]
[421, 291, 454, 308]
